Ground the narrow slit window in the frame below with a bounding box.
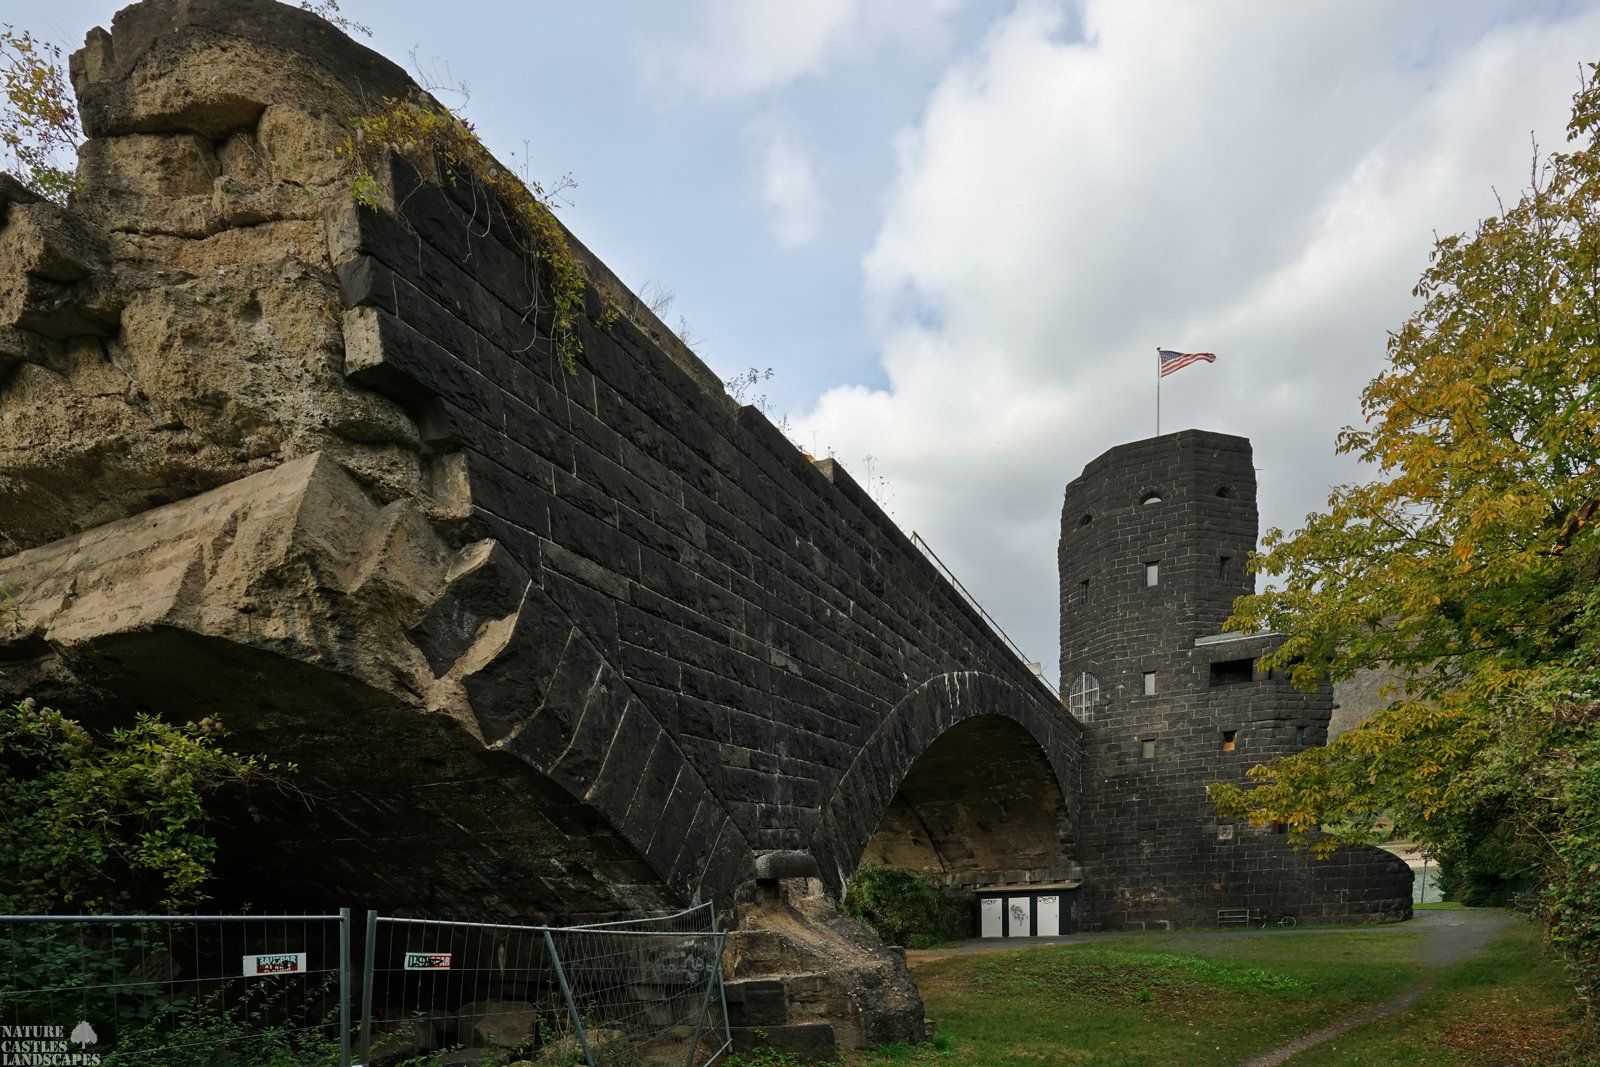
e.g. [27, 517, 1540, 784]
[1141, 738, 1156, 759]
[1221, 730, 1238, 752]
[1142, 671, 1157, 697]
[1218, 555, 1231, 579]
[1294, 725, 1307, 747]
[1079, 578, 1089, 599]
[1145, 561, 1159, 587]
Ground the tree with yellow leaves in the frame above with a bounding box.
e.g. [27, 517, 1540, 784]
[1214, 67, 1600, 1014]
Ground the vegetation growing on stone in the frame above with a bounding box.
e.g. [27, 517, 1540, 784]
[343, 89, 606, 373]
[1214, 63, 1600, 1018]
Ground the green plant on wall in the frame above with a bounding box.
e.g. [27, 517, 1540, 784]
[342, 89, 617, 373]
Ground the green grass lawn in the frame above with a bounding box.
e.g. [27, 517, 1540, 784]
[838, 920, 1593, 1066]
[1291, 922, 1593, 1066]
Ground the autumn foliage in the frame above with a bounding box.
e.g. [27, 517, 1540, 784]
[1214, 66, 1600, 1016]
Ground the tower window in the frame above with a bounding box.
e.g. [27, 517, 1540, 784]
[1145, 561, 1159, 587]
[1069, 671, 1101, 719]
[1221, 730, 1238, 752]
[1209, 658, 1254, 686]
[1140, 491, 1163, 505]
[1294, 724, 1307, 746]
[1141, 738, 1156, 759]
[1142, 671, 1157, 696]
[1216, 485, 1235, 499]
[1218, 555, 1232, 579]
[1078, 513, 1093, 527]
[1079, 578, 1089, 601]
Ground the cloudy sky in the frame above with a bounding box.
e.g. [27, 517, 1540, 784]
[21, 0, 1600, 683]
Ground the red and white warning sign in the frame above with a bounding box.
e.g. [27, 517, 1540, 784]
[242, 952, 307, 976]
[403, 952, 452, 971]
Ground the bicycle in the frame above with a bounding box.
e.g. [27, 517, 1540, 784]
[1255, 912, 1298, 929]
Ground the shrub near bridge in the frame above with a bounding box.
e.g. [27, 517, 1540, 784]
[843, 866, 966, 948]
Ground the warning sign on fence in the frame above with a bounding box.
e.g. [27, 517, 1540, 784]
[403, 952, 452, 971]
[242, 952, 306, 976]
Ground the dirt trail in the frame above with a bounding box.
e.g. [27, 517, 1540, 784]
[1239, 909, 1513, 1067]
[905, 908, 1516, 1066]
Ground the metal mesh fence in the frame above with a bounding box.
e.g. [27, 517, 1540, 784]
[2, 905, 725, 1066]
[361, 903, 728, 1066]
[0, 912, 351, 1065]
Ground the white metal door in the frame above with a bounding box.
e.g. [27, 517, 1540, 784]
[1007, 897, 1032, 938]
[979, 897, 1003, 938]
[1036, 895, 1060, 936]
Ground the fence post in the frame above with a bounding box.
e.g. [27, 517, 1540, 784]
[543, 929, 595, 1067]
[339, 908, 353, 1067]
[683, 934, 719, 1067]
[360, 910, 377, 1065]
[714, 909, 733, 1058]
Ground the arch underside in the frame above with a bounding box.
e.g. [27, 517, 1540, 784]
[810, 671, 1081, 898]
[860, 715, 1076, 883]
[50, 627, 684, 923]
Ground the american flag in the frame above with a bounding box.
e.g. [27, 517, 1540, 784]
[1158, 348, 1216, 377]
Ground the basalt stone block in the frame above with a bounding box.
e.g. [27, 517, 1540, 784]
[754, 850, 820, 882]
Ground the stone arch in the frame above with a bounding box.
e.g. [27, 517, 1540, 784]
[808, 671, 1079, 900]
[415, 537, 755, 909]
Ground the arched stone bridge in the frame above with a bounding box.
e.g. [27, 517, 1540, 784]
[0, 0, 1080, 923]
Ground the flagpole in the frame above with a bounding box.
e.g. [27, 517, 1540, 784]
[1155, 348, 1161, 436]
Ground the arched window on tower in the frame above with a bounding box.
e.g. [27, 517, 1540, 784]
[1069, 671, 1101, 720]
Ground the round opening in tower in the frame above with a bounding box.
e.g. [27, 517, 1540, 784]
[856, 715, 1075, 883]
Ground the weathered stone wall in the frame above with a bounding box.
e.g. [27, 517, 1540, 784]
[0, 0, 1076, 936]
[1060, 431, 1412, 928]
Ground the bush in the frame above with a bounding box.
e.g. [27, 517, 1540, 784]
[842, 866, 965, 948]
[0, 698, 279, 912]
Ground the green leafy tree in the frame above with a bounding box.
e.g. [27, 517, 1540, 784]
[1213, 65, 1600, 1013]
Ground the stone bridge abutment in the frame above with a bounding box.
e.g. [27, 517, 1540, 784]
[0, 0, 1077, 969]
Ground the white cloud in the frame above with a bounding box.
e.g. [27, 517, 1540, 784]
[796, 0, 1600, 684]
[649, 0, 966, 98]
[751, 120, 826, 248]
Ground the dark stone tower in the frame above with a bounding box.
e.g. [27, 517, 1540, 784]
[1060, 430, 1411, 929]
